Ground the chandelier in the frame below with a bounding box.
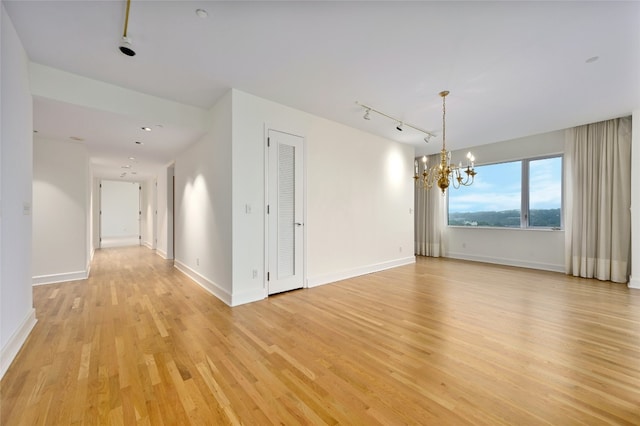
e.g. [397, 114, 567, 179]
[414, 90, 476, 194]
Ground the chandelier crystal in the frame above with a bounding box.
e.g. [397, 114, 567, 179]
[414, 90, 476, 194]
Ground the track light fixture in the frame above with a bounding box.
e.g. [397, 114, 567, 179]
[119, 0, 136, 56]
[356, 101, 435, 141]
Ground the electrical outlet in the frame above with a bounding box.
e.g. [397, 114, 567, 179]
[252, 269, 258, 279]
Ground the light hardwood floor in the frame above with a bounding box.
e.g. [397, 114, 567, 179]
[2, 247, 640, 425]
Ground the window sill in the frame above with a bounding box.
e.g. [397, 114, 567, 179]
[447, 226, 563, 232]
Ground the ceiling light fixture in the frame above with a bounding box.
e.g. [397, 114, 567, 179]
[135, 141, 144, 145]
[141, 127, 151, 131]
[356, 101, 435, 140]
[195, 8, 209, 18]
[585, 56, 599, 64]
[414, 91, 476, 194]
[119, 0, 136, 56]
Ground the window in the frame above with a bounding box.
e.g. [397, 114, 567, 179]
[448, 156, 562, 228]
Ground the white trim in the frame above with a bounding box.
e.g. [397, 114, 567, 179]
[156, 249, 168, 259]
[231, 288, 267, 307]
[628, 276, 640, 290]
[307, 256, 416, 288]
[1, 309, 37, 379]
[446, 252, 564, 273]
[174, 260, 232, 306]
[142, 241, 153, 249]
[33, 270, 88, 286]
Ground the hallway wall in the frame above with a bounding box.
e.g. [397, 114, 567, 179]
[32, 137, 90, 284]
[1, 4, 36, 378]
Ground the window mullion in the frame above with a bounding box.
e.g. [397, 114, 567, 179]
[521, 160, 529, 228]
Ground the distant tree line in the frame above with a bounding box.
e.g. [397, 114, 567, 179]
[448, 208, 561, 228]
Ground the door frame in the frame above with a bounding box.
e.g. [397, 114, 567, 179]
[263, 125, 308, 297]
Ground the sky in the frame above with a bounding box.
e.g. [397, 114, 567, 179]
[448, 157, 562, 213]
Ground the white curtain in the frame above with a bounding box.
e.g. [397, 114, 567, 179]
[565, 116, 632, 283]
[415, 154, 445, 257]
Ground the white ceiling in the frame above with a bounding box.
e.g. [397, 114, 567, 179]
[4, 0, 640, 180]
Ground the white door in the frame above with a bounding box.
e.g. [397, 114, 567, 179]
[267, 130, 304, 295]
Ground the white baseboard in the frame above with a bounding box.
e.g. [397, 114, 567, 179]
[156, 249, 168, 259]
[1, 309, 37, 379]
[174, 260, 233, 306]
[33, 269, 88, 286]
[142, 241, 153, 249]
[306, 256, 416, 288]
[629, 275, 640, 290]
[446, 252, 564, 273]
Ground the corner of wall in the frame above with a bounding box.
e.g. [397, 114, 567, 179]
[0, 309, 37, 379]
[174, 260, 232, 306]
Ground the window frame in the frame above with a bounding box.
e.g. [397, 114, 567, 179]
[447, 154, 563, 230]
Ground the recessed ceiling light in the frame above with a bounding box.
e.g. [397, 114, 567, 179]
[33, 130, 39, 133]
[141, 127, 151, 131]
[135, 141, 144, 145]
[128, 156, 136, 160]
[69, 136, 84, 142]
[585, 56, 599, 64]
[122, 165, 131, 169]
[195, 8, 208, 18]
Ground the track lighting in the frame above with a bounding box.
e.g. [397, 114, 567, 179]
[119, 36, 135, 56]
[356, 101, 435, 141]
[119, 0, 136, 56]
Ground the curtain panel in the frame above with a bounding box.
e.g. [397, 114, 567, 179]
[414, 154, 445, 257]
[565, 116, 632, 283]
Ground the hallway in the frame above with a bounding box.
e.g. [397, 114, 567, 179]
[1, 247, 640, 424]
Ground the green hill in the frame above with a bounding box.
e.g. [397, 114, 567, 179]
[448, 208, 561, 228]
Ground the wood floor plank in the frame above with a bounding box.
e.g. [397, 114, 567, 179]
[2, 246, 640, 424]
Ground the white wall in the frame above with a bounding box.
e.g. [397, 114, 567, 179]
[173, 89, 414, 307]
[231, 90, 415, 304]
[32, 137, 90, 284]
[91, 177, 100, 252]
[140, 178, 155, 249]
[174, 92, 233, 302]
[444, 130, 566, 272]
[156, 167, 168, 258]
[1, 5, 37, 378]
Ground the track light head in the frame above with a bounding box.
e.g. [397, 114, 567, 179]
[119, 36, 136, 56]
[424, 135, 431, 143]
[364, 109, 371, 120]
[396, 122, 404, 132]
